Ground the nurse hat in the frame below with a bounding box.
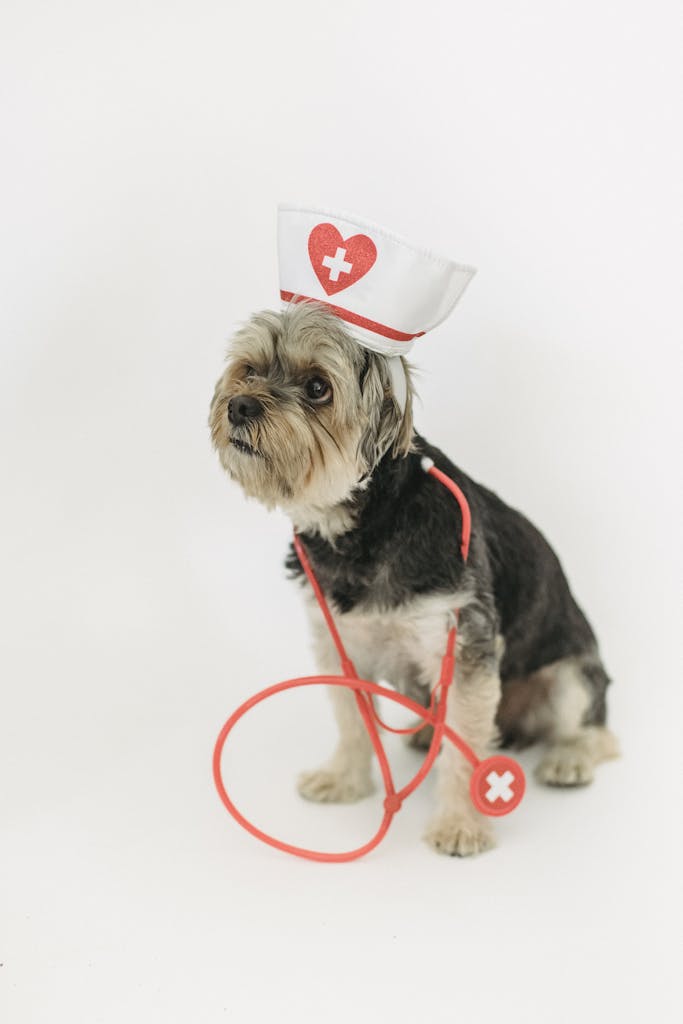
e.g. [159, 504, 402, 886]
[278, 204, 476, 364]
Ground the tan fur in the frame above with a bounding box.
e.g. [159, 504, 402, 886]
[424, 639, 502, 856]
[298, 685, 376, 803]
[536, 727, 620, 786]
[497, 658, 620, 785]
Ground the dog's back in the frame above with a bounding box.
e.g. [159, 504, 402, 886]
[289, 433, 616, 775]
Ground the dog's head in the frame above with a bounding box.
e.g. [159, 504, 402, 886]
[209, 303, 413, 518]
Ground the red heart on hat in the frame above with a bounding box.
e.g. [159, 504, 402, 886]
[308, 223, 377, 296]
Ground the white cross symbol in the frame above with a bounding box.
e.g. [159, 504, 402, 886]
[485, 769, 515, 803]
[321, 246, 353, 282]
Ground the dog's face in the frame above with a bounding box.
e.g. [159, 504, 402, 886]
[209, 303, 413, 515]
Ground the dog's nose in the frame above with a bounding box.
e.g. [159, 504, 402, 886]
[228, 394, 264, 426]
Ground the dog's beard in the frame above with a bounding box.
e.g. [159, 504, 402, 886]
[210, 389, 364, 510]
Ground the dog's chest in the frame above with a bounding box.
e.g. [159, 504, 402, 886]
[333, 593, 462, 700]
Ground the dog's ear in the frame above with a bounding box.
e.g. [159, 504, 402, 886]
[358, 353, 414, 469]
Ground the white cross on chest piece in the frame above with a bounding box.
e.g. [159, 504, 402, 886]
[321, 246, 353, 282]
[485, 769, 515, 803]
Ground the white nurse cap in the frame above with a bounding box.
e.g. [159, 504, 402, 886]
[277, 204, 476, 409]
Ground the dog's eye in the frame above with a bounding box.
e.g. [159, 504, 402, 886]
[305, 376, 332, 405]
[244, 365, 257, 380]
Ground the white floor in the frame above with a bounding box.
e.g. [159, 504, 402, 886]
[2, 479, 680, 1023]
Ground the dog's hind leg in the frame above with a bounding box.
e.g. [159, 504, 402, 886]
[534, 656, 620, 786]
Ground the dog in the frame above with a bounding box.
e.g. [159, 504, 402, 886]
[209, 301, 619, 856]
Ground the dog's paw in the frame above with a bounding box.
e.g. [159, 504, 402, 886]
[297, 768, 375, 804]
[424, 814, 495, 857]
[535, 744, 594, 787]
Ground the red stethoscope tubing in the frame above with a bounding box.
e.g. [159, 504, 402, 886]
[213, 461, 515, 862]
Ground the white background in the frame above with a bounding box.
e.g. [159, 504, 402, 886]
[1, 2, 682, 1021]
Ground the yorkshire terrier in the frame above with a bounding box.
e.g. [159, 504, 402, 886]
[209, 302, 619, 856]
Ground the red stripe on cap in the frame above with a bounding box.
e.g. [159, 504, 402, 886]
[280, 291, 425, 343]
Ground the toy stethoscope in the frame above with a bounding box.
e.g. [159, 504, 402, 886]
[213, 457, 525, 861]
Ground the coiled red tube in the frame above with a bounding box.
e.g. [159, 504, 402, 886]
[213, 460, 523, 861]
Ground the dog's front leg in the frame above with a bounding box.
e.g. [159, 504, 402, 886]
[425, 630, 502, 856]
[297, 617, 375, 804]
